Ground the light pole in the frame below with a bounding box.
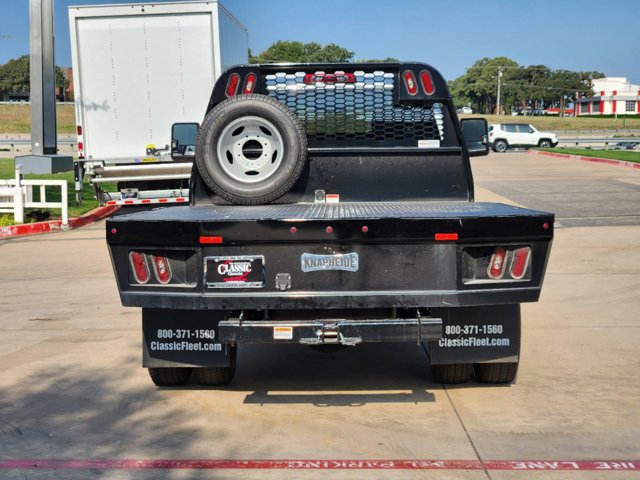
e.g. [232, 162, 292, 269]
[16, 0, 73, 176]
[29, 0, 57, 155]
[495, 66, 503, 115]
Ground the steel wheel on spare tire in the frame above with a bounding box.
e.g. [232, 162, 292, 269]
[196, 94, 308, 205]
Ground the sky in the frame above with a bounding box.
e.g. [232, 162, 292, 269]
[0, 0, 639, 84]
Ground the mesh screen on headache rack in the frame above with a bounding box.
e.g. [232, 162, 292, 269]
[265, 70, 445, 148]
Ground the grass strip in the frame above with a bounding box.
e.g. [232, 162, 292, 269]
[0, 157, 102, 223]
[537, 147, 640, 163]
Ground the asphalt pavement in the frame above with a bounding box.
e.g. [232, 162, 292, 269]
[0, 151, 639, 479]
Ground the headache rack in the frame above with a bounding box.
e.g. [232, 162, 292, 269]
[208, 62, 461, 151]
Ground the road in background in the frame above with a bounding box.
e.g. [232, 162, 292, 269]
[0, 151, 639, 479]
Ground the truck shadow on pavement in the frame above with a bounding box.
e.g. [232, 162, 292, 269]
[0, 354, 224, 468]
[189, 343, 438, 406]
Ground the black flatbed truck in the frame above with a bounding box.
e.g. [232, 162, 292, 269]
[106, 63, 553, 386]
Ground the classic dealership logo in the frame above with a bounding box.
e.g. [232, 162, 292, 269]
[301, 253, 359, 272]
[217, 260, 252, 282]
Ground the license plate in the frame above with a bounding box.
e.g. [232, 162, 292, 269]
[204, 255, 265, 288]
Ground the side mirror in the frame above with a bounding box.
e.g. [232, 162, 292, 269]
[171, 122, 199, 161]
[460, 118, 489, 157]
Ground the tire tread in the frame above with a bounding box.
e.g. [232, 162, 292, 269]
[474, 362, 518, 384]
[147, 367, 192, 386]
[431, 363, 473, 384]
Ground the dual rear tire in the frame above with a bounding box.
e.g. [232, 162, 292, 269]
[147, 347, 237, 387]
[431, 362, 518, 384]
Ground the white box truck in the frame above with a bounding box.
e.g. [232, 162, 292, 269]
[68, 1, 248, 205]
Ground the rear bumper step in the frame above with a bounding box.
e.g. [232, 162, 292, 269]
[218, 317, 442, 345]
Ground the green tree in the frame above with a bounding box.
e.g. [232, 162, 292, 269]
[450, 56, 604, 114]
[0, 55, 70, 98]
[357, 57, 399, 63]
[0, 55, 30, 95]
[449, 56, 518, 114]
[250, 41, 355, 63]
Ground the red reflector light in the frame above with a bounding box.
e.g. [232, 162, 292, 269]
[78, 142, 84, 151]
[77, 125, 82, 136]
[226, 73, 240, 97]
[510, 246, 531, 280]
[419, 70, 435, 95]
[243, 73, 257, 94]
[487, 247, 507, 280]
[151, 255, 172, 284]
[200, 236, 223, 244]
[435, 233, 458, 241]
[403, 70, 418, 96]
[176, 197, 186, 202]
[129, 252, 150, 284]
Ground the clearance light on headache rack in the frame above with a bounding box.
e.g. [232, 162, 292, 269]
[419, 70, 435, 95]
[225, 73, 241, 97]
[243, 73, 257, 94]
[304, 71, 356, 84]
[402, 70, 418, 96]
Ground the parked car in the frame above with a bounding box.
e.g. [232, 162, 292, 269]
[458, 106, 473, 114]
[488, 123, 558, 152]
[611, 141, 638, 150]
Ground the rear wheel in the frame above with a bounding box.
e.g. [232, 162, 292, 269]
[493, 140, 508, 153]
[147, 367, 192, 386]
[538, 139, 552, 148]
[431, 363, 473, 384]
[193, 346, 237, 386]
[474, 362, 519, 384]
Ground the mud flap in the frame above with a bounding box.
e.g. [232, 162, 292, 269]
[142, 308, 233, 368]
[426, 304, 520, 365]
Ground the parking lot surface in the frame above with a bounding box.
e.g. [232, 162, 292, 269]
[1, 151, 639, 479]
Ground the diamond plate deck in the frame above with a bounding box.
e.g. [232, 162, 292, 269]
[111, 202, 549, 223]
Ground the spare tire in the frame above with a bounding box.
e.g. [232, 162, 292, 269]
[195, 94, 308, 205]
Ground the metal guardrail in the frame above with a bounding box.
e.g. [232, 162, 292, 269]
[558, 137, 640, 145]
[0, 138, 76, 146]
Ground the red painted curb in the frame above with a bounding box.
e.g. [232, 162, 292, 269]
[0, 205, 119, 239]
[0, 459, 637, 471]
[528, 150, 640, 169]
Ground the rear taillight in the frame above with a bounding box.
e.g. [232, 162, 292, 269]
[129, 252, 150, 284]
[419, 70, 435, 95]
[487, 247, 507, 280]
[226, 73, 241, 97]
[510, 246, 531, 280]
[243, 73, 257, 94]
[403, 70, 418, 95]
[77, 125, 84, 159]
[151, 255, 172, 284]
